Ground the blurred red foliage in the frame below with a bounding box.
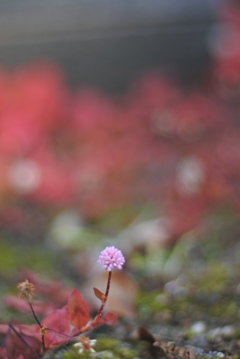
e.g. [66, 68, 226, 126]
[0, 1, 239, 240]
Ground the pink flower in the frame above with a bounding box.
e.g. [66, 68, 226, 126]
[98, 246, 125, 271]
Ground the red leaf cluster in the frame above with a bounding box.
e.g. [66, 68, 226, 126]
[0, 287, 117, 358]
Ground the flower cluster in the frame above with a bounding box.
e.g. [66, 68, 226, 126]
[98, 246, 125, 271]
[17, 279, 35, 300]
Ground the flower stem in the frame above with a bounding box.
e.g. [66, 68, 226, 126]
[28, 301, 46, 352]
[96, 270, 112, 319]
[76, 271, 113, 334]
[28, 301, 41, 327]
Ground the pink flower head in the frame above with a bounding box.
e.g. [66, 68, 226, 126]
[98, 246, 125, 271]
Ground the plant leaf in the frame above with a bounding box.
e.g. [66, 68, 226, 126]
[93, 287, 106, 302]
[67, 289, 90, 330]
[100, 312, 118, 326]
[42, 306, 71, 348]
[90, 311, 118, 330]
[6, 324, 41, 359]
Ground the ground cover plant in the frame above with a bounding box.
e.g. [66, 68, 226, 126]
[2, 229, 240, 359]
[0, 247, 124, 358]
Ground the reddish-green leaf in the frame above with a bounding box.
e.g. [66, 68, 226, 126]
[67, 289, 90, 330]
[93, 287, 106, 302]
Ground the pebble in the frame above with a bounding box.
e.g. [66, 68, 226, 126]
[191, 321, 206, 334]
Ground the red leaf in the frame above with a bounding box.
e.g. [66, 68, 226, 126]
[89, 312, 118, 330]
[4, 295, 54, 315]
[0, 347, 7, 359]
[0, 325, 9, 335]
[67, 289, 90, 330]
[42, 306, 71, 348]
[93, 287, 106, 302]
[6, 324, 41, 359]
[100, 312, 118, 326]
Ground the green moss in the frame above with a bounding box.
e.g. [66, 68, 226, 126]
[137, 290, 170, 316]
[43, 338, 138, 359]
[232, 329, 240, 339]
[95, 338, 137, 359]
[191, 263, 228, 293]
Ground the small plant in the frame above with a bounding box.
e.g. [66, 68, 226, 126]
[0, 246, 125, 359]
